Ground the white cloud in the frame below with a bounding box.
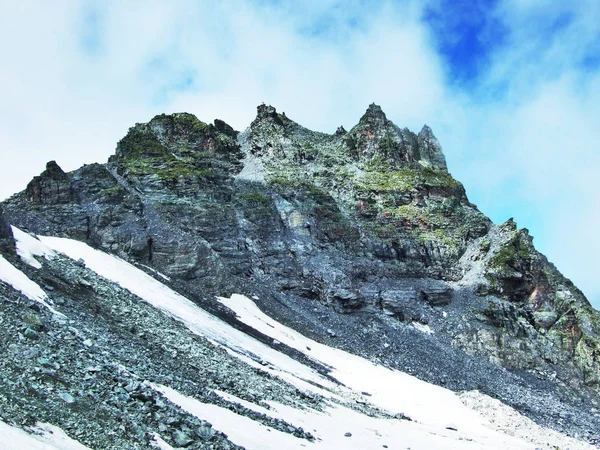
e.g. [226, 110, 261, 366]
[0, 0, 598, 307]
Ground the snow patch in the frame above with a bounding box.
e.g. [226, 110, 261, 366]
[0, 421, 90, 450]
[459, 390, 596, 450]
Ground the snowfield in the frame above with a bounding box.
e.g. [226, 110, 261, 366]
[0, 231, 592, 449]
[0, 421, 90, 450]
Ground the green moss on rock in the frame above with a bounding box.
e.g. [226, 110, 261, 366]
[488, 237, 532, 270]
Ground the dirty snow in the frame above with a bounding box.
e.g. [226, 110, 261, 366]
[0, 421, 90, 450]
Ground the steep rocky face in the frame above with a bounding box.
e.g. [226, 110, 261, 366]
[0, 206, 15, 254]
[26, 160, 74, 205]
[2, 104, 600, 441]
[345, 103, 447, 170]
[456, 219, 600, 387]
[109, 112, 244, 190]
[246, 104, 489, 281]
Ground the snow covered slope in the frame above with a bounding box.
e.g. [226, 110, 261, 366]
[0, 231, 578, 449]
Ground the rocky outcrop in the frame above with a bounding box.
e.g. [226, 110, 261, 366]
[345, 104, 447, 170]
[417, 125, 447, 171]
[454, 218, 600, 389]
[109, 112, 244, 195]
[380, 289, 418, 318]
[420, 285, 452, 306]
[26, 160, 73, 205]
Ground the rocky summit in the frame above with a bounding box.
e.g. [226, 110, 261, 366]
[0, 104, 599, 449]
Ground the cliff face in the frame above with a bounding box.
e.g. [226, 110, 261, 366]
[0, 206, 15, 255]
[2, 104, 600, 441]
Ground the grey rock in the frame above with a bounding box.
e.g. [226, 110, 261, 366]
[173, 430, 194, 447]
[59, 392, 75, 404]
[532, 311, 558, 329]
[0, 206, 15, 254]
[124, 381, 140, 392]
[22, 347, 40, 359]
[21, 311, 43, 330]
[330, 288, 363, 310]
[197, 425, 215, 441]
[420, 287, 452, 307]
[23, 328, 39, 339]
[380, 290, 417, 319]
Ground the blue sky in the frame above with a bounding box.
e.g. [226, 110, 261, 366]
[1, 0, 600, 308]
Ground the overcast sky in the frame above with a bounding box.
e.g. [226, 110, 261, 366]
[1, 0, 599, 308]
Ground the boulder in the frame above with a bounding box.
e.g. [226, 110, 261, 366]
[533, 310, 558, 329]
[380, 289, 417, 319]
[330, 288, 364, 310]
[420, 286, 452, 306]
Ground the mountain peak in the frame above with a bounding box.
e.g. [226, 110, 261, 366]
[417, 125, 447, 171]
[253, 103, 292, 127]
[359, 103, 388, 124]
[419, 124, 433, 136]
[44, 160, 66, 176]
[347, 107, 447, 171]
[256, 103, 277, 118]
